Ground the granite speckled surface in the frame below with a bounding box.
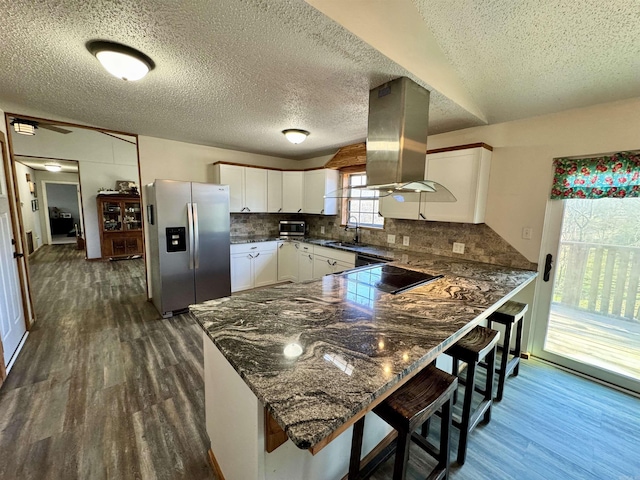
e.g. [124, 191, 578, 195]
[191, 250, 537, 450]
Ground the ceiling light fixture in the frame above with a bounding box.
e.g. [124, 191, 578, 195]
[11, 119, 37, 136]
[45, 164, 62, 172]
[282, 129, 310, 144]
[87, 40, 155, 81]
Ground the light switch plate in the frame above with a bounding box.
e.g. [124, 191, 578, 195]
[320, 226, 325, 234]
[453, 242, 465, 254]
[403, 236, 410, 246]
[387, 234, 396, 244]
[522, 227, 532, 240]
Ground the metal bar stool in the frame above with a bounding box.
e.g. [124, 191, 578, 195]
[446, 326, 499, 465]
[348, 364, 458, 480]
[487, 301, 528, 401]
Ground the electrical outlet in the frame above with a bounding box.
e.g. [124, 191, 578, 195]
[452, 242, 465, 254]
[320, 226, 325, 234]
[522, 227, 532, 240]
[387, 234, 396, 244]
[403, 236, 410, 246]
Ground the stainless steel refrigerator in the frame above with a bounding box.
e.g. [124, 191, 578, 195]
[146, 180, 231, 317]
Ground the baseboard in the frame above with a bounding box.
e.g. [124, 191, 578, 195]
[208, 448, 226, 480]
[6, 332, 29, 374]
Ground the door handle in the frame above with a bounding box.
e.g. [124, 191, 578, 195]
[13, 252, 24, 259]
[187, 203, 195, 270]
[254, 252, 260, 258]
[278, 208, 282, 213]
[247, 254, 253, 259]
[297, 208, 302, 213]
[279, 243, 283, 249]
[543, 253, 553, 282]
[193, 203, 200, 269]
[294, 243, 299, 249]
[308, 254, 312, 260]
[419, 213, 426, 220]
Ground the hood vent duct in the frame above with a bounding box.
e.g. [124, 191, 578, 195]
[326, 77, 456, 201]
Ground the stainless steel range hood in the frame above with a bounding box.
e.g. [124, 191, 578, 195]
[327, 77, 456, 201]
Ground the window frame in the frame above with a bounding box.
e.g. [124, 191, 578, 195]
[340, 169, 384, 229]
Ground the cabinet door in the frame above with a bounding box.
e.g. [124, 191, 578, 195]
[267, 170, 283, 213]
[217, 164, 245, 213]
[244, 167, 268, 213]
[304, 170, 325, 214]
[379, 192, 421, 220]
[282, 171, 304, 213]
[253, 250, 278, 288]
[313, 255, 335, 280]
[420, 148, 490, 223]
[298, 250, 314, 282]
[277, 242, 297, 282]
[231, 252, 253, 292]
[333, 260, 354, 274]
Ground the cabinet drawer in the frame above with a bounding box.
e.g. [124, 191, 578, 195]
[231, 241, 278, 255]
[313, 245, 356, 265]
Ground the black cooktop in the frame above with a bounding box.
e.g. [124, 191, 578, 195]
[339, 264, 443, 294]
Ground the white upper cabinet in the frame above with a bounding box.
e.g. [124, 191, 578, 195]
[303, 169, 339, 215]
[244, 167, 268, 213]
[282, 171, 304, 213]
[267, 170, 283, 213]
[379, 192, 422, 220]
[420, 145, 492, 224]
[213, 163, 244, 212]
[212, 164, 268, 213]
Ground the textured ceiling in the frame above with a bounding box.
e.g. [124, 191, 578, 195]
[0, 1, 639, 161]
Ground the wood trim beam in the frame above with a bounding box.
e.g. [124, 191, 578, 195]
[210, 161, 324, 172]
[427, 142, 493, 154]
[325, 142, 366, 170]
[5, 112, 139, 138]
[207, 448, 226, 480]
[99, 131, 137, 145]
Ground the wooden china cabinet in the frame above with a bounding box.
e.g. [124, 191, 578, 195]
[97, 194, 143, 259]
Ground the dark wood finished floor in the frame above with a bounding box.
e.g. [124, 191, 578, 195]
[0, 245, 215, 480]
[1, 244, 639, 479]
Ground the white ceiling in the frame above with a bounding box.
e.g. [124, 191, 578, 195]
[0, 0, 638, 160]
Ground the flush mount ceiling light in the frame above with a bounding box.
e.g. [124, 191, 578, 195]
[44, 164, 62, 172]
[87, 40, 155, 81]
[282, 129, 310, 144]
[11, 119, 37, 136]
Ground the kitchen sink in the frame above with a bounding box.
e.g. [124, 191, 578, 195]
[326, 241, 360, 248]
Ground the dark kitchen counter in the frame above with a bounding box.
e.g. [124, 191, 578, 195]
[190, 250, 537, 450]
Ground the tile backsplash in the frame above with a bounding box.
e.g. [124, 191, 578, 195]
[230, 213, 537, 270]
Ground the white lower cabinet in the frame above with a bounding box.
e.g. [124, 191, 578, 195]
[230, 242, 278, 292]
[277, 241, 299, 282]
[298, 249, 314, 282]
[312, 246, 356, 280]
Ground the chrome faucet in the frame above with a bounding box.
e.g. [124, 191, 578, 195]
[345, 215, 360, 244]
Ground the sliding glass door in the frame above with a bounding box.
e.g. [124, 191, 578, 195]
[533, 197, 640, 393]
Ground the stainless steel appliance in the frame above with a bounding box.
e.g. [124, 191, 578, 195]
[338, 264, 443, 294]
[146, 180, 231, 317]
[279, 220, 305, 237]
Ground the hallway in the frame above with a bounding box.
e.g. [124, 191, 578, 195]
[0, 245, 214, 479]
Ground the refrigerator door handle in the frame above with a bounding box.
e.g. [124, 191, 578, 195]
[193, 203, 200, 269]
[187, 202, 195, 270]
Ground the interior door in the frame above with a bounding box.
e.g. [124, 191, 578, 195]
[532, 198, 640, 394]
[0, 195, 27, 368]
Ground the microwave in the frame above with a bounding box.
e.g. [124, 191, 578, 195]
[279, 220, 305, 237]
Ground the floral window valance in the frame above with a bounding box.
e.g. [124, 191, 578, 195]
[551, 152, 640, 199]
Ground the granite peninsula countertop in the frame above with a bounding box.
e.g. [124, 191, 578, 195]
[191, 247, 537, 451]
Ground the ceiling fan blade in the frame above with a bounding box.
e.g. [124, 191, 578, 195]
[39, 123, 72, 134]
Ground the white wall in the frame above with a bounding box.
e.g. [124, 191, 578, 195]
[427, 97, 640, 264]
[14, 162, 44, 251]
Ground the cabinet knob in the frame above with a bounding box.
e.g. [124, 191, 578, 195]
[378, 211, 382, 217]
[308, 254, 313, 260]
[254, 252, 260, 258]
[278, 208, 282, 213]
[246, 207, 251, 212]
[251, 246, 257, 249]
[297, 209, 302, 213]
[279, 243, 283, 249]
[247, 254, 253, 259]
[320, 209, 324, 214]
[294, 243, 299, 249]
[419, 213, 426, 220]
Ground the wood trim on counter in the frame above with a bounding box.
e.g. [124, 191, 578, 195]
[427, 142, 493, 154]
[207, 448, 226, 480]
[265, 408, 289, 453]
